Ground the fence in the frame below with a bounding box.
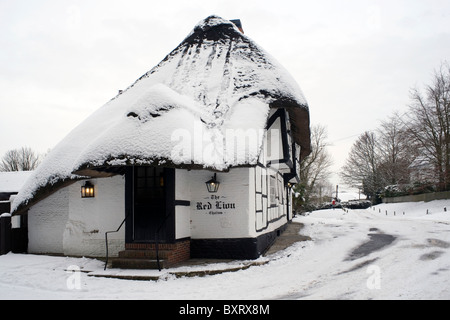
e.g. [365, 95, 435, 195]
[382, 190, 450, 204]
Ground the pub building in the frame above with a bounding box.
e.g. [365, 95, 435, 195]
[12, 16, 311, 269]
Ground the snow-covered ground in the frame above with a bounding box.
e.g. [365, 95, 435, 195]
[1, 200, 449, 300]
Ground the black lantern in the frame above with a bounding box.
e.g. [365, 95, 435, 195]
[205, 173, 220, 193]
[81, 181, 95, 198]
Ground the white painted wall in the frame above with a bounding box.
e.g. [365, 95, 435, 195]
[175, 169, 191, 240]
[28, 188, 69, 254]
[28, 164, 291, 257]
[250, 165, 290, 238]
[63, 176, 125, 257]
[176, 165, 291, 242]
[187, 168, 251, 239]
[28, 176, 125, 257]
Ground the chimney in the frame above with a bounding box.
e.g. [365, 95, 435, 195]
[230, 19, 244, 33]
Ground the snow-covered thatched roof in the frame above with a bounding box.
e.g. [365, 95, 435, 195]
[12, 15, 310, 215]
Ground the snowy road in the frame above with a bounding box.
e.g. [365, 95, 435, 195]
[1, 200, 449, 300]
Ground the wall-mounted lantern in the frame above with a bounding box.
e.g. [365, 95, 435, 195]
[81, 181, 95, 198]
[205, 173, 220, 193]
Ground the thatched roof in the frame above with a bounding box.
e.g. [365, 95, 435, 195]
[12, 15, 310, 215]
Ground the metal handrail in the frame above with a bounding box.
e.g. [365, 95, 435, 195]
[154, 212, 172, 271]
[104, 209, 170, 271]
[104, 212, 130, 270]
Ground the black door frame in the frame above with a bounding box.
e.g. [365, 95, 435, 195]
[125, 166, 175, 244]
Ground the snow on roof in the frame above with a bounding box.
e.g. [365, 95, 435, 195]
[0, 171, 34, 193]
[12, 15, 310, 214]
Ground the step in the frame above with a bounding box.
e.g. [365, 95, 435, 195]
[118, 249, 171, 260]
[111, 258, 166, 270]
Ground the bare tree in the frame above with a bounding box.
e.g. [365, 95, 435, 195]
[377, 113, 415, 186]
[0, 147, 41, 171]
[341, 131, 380, 200]
[341, 63, 450, 198]
[402, 62, 450, 191]
[295, 124, 333, 211]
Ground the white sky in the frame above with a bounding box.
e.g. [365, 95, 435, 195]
[1, 0, 450, 189]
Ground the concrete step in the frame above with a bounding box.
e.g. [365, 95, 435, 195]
[111, 258, 166, 270]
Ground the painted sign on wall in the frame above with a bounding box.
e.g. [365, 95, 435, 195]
[196, 195, 237, 215]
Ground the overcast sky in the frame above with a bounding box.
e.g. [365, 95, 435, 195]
[1, 0, 450, 189]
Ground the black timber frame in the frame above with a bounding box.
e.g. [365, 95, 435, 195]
[265, 108, 293, 169]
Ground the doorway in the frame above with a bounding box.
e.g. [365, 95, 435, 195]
[125, 166, 175, 243]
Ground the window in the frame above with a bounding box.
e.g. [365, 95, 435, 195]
[269, 175, 277, 206]
[135, 166, 164, 202]
[264, 109, 292, 169]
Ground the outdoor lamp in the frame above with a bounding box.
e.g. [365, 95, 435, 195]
[205, 173, 220, 193]
[81, 181, 95, 198]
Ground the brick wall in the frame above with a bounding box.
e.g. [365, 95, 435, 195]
[168, 240, 190, 266]
[125, 240, 190, 267]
